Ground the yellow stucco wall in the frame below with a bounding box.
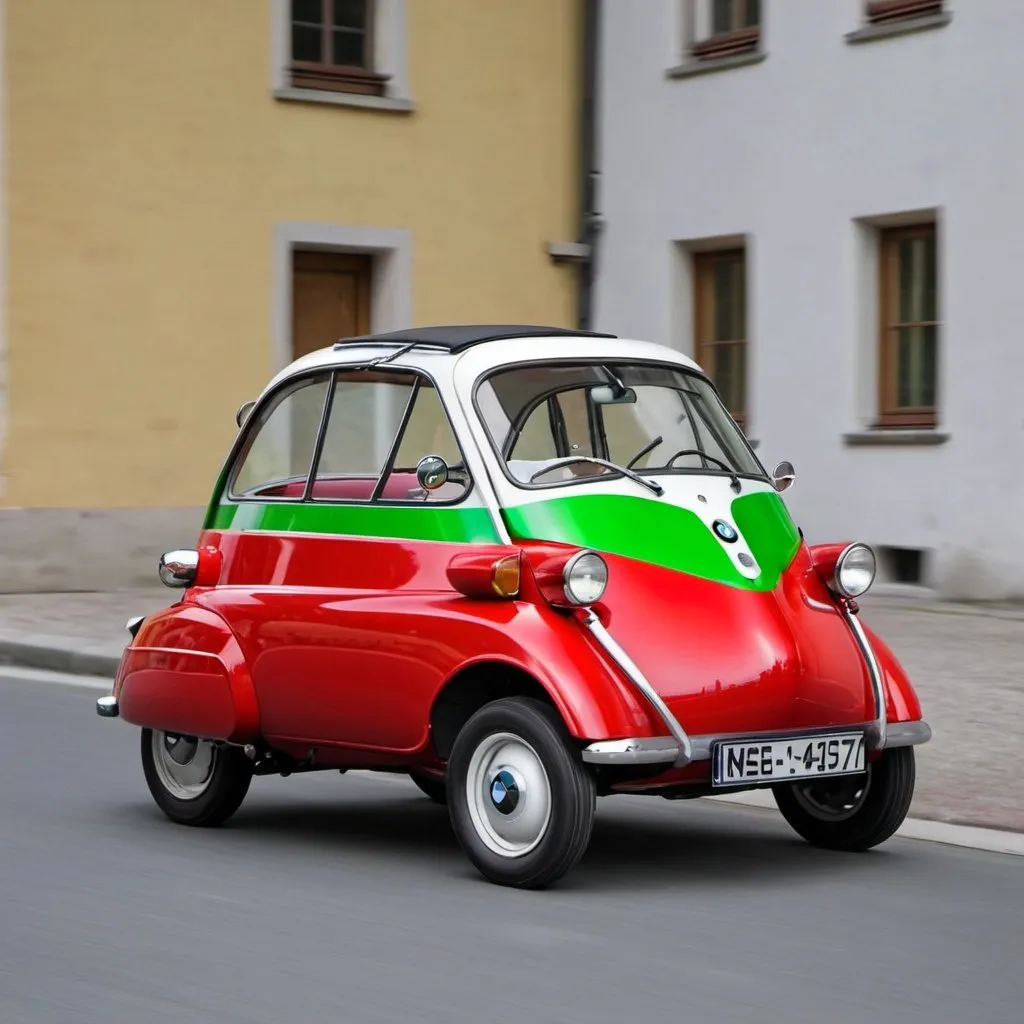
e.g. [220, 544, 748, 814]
[5, 0, 580, 508]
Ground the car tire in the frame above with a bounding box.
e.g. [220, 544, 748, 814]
[409, 771, 448, 804]
[771, 746, 915, 851]
[447, 696, 596, 889]
[141, 728, 253, 827]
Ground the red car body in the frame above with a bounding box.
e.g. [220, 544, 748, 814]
[113, 530, 921, 792]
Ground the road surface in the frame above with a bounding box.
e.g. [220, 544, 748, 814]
[1, 673, 1021, 1024]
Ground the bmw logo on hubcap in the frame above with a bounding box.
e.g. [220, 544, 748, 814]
[712, 519, 739, 543]
[489, 769, 521, 815]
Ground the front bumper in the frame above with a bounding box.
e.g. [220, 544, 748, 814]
[581, 719, 932, 766]
[579, 590, 909, 769]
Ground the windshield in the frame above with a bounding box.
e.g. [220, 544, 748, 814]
[474, 361, 764, 488]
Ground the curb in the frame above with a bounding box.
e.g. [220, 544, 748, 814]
[0, 634, 121, 678]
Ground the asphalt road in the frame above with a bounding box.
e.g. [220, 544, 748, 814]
[2, 674, 1022, 1024]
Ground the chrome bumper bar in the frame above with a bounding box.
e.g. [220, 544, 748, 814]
[582, 719, 932, 766]
[841, 604, 888, 749]
[581, 609, 693, 766]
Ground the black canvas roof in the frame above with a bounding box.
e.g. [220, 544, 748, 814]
[333, 324, 617, 354]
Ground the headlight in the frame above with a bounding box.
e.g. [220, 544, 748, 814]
[832, 543, 876, 598]
[562, 550, 608, 605]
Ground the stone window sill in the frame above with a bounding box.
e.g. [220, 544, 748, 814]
[842, 429, 950, 447]
[845, 11, 952, 45]
[666, 51, 767, 80]
[273, 87, 415, 113]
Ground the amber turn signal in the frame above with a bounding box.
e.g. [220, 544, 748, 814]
[490, 554, 521, 598]
[446, 548, 522, 599]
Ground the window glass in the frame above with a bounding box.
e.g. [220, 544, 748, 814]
[316, 373, 412, 480]
[600, 384, 735, 471]
[383, 384, 470, 502]
[510, 401, 558, 461]
[231, 375, 330, 497]
[554, 388, 596, 459]
[310, 370, 470, 503]
[477, 362, 763, 488]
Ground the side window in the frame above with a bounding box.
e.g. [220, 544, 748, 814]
[230, 375, 330, 498]
[382, 384, 470, 502]
[315, 373, 413, 483]
[310, 370, 471, 503]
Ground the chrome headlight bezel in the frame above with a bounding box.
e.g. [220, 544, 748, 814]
[562, 550, 609, 606]
[832, 542, 877, 599]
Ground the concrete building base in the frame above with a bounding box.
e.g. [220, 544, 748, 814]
[0, 507, 205, 592]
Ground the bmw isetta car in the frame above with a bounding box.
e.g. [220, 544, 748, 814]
[96, 324, 931, 889]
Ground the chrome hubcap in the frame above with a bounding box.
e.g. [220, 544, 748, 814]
[466, 732, 551, 858]
[792, 766, 872, 822]
[151, 731, 216, 800]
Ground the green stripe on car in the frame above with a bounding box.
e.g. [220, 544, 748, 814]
[501, 490, 800, 590]
[208, 501, 502, 545]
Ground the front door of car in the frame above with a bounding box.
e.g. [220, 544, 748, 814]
[204, 365, 480, 754]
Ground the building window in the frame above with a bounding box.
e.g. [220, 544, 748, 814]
[289, 0, 389, 96]
[865, 0, 943, 25]
[693, 249, 748, 430]
[692, 0, 761, 60]
[877, 224, 939, 427]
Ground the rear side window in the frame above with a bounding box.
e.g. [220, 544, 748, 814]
[228, 368, 471, 504]
[230, 375, 330, 498]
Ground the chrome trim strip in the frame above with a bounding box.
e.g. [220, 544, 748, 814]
[841, 606, 887, 749]
[885, 720, 932, 747]
[96, 695, 119, 718]
[581, 609, 693, 766]
[581, 737, 680, 765]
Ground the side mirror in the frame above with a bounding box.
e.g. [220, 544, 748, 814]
[772, 460, 796, 492]
[416, 455, 449, 491]
[158, 549, 199, 588]
[236, 401, 255, 428]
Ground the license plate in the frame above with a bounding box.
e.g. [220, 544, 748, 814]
[712, 731, 866, 788]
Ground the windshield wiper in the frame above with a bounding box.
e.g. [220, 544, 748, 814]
[626, 435, 663, 470]
[528, 456, 664, 496]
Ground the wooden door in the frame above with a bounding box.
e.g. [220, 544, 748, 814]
[291, 251, 372, 359]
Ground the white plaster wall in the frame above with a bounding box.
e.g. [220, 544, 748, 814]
[595, 0, 1024, 599]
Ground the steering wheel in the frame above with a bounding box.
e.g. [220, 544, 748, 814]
[664, 449, 735, 473]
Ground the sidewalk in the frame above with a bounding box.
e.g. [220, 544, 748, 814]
[0, 587, 1020, 832]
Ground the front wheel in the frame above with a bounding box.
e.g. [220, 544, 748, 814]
[141, 728, 253, 827]
[772, 746, 915, 851]
[447, 697, 596, 889]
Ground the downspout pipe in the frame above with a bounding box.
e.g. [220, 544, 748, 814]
[577, 0, 602, 331]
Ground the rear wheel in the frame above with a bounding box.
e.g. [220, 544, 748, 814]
[772, 746, 915, 851]
[447, 696, 596, 889]
[141, 728, 253, 827]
